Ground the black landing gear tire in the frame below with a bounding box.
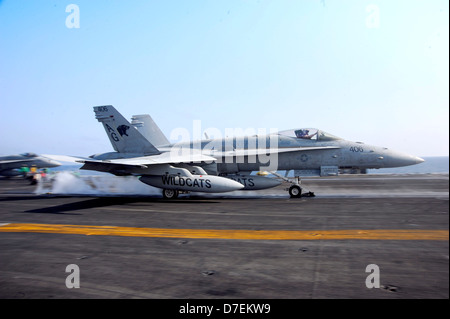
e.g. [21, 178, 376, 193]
[289, 185, 302, 198]
[163, 189, 179, 199]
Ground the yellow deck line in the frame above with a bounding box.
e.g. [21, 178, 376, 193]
[0, 223, 448, 241]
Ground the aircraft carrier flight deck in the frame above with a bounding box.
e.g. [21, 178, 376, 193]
[0, 174, 448, 299]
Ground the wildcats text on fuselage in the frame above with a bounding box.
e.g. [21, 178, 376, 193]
[139, 175, 244, 193]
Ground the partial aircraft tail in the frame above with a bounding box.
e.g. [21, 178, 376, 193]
[94, 105, 161, 155]
[131, 114, 170, 146]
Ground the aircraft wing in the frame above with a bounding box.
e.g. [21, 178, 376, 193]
[76, 151, 217, 174]
[76, 160, 148, 175]
[107, 152, 217, 165]
[0, 159, 34, 164]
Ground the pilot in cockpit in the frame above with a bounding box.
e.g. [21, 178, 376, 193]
[295, 129, 317, 139]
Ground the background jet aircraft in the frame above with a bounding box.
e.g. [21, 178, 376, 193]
[0, 153, 61, 177]
[50, 105, 424, 198]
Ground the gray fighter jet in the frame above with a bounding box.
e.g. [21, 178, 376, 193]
[54, 105, 424, 198]
[0, 153, 61, 177]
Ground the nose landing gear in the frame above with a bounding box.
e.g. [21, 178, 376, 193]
[288, 185, 302, 198]
[270, 172, 315, 198]
[288, 184, 315, 198]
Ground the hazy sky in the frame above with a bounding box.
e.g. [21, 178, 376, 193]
[0, 0, 448, 157]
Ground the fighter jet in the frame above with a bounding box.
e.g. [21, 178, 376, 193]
[53, 105, 424, 198]
[0, 153, 61, 177]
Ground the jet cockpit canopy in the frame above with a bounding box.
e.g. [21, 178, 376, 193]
[20, 152, 38, 158]
[278, 128, 342, 141]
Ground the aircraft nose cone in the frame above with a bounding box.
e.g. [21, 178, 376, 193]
[415, 156, 425, 164]
[383, 151, 425, 168]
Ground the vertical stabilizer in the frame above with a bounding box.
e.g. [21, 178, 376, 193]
[131, 114, 170, 146]
[93, 105, 160, 155]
